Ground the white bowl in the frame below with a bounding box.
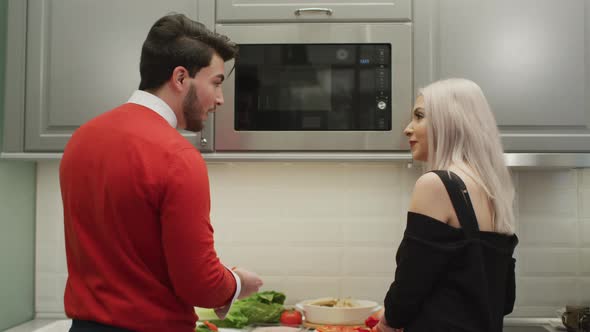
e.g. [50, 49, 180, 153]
[296, 298, 381, 325]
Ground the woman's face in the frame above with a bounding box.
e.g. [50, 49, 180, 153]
[404, 95, 428, 161]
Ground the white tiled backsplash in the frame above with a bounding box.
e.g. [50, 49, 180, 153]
[35, 161, 590, 318]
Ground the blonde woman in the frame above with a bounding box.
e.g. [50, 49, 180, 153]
[377, 79, 518, 332]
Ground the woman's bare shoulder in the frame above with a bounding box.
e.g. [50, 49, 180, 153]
[408, 172, 452, 224]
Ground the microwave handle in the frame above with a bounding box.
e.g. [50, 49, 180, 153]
[294, 8, 333, 16]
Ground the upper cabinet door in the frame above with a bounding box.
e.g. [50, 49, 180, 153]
[24, 0, 216, 152]
[217, 0, 411, 23]
[414, 0, 590, 152]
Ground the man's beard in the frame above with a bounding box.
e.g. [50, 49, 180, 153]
[182, 83, 205, 132]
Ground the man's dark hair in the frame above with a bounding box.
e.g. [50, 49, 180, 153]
[138, 13, 238, 91]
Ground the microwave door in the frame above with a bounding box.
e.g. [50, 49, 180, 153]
[215, 23, 412, 151]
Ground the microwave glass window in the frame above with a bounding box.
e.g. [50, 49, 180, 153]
[234, 44, 391, 131]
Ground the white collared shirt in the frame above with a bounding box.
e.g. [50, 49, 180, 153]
[127, 90, 178, 128]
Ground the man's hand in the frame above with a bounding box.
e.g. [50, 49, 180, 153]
[232, 267, 263, 299]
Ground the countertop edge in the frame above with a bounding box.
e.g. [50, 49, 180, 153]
[3, 318, 560, 332]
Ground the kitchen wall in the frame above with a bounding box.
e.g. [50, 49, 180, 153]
[0, 0, 37, 329]
[34, 160, 590, 319]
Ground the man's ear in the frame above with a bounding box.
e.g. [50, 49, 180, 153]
[170, 66, 188, 91]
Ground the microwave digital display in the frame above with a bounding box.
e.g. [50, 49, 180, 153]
[234, 44, 391, 131]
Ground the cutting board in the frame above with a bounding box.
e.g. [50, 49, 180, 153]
[303, 321, 363, 329]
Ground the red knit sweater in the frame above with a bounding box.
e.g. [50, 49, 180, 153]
[60, 103, 236, 332]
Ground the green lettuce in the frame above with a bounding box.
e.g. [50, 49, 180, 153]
[196, 291, 286, 329]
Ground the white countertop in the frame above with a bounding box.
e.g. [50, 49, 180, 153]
[3, 319, 64, 332]
[4, 318, 564, 332]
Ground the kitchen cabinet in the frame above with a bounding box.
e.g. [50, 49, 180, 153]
[216, 0, 411, 23]
[414, 0, 590, 152]
[2, 0, 216, 153]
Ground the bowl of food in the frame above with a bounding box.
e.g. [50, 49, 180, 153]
[295, 297, 381, 325]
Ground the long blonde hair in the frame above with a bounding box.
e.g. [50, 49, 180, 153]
[420, 78, 515, 234]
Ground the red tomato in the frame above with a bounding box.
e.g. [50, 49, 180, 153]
[365, 316, 379, 328]
[365, 308, 384, 328]
[280, 309, 303, 325]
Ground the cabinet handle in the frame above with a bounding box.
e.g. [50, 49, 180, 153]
[294, 8, 333, 16]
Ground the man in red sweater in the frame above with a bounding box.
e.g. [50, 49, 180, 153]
[60, 14, 263, 332]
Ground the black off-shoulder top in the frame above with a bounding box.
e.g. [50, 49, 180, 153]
[383, 171, 518, 332]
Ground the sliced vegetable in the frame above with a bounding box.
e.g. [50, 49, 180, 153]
[317, 326, 363, 332]
[195, 321, 218, 332]
[203, 321, 218, 331]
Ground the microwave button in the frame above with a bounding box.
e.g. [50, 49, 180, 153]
[336, 48, 349, 61]
[377, 100, 387, 110]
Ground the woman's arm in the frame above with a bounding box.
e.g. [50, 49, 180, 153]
[408, 172, 453, 223]
[383, 173, 455, 328]
[504, 257, 516, 315]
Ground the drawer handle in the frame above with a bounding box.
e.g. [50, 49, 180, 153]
[294, 8, 333, 16]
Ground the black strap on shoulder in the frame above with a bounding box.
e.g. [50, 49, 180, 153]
[430, 170, 480, 239]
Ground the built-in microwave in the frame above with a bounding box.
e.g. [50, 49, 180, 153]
[214, 23, 412, 151]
